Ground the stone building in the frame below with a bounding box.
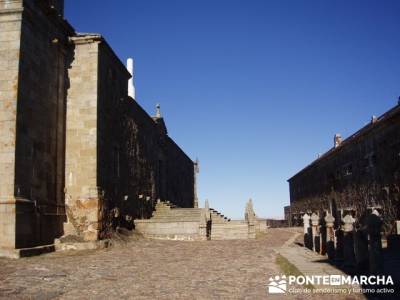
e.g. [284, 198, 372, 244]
[287, 103, 400, 235]
[0, 0, 195, 257]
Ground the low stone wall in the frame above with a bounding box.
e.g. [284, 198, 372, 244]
[134, 200, 258, 241]
[134, 220, 206, 241]
[266, 219, 288, 228]
[210, 221, 250, 240]
[256, 218, 268, 233]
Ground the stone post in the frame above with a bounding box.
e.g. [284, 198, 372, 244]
[367, 209, 383, 275]
[199, 208, 207, 240]
[193, 159, 199, 208]
[342, 214, 356, 268]
[245, 199, 256, 239]
[354, 225, 369, 272]
[311, 213, 320, 252]
[325, 214, 335, 260]
[302, 214, 311, 249]
[388, 220, 400, 251]
[204, 199, 211, 238]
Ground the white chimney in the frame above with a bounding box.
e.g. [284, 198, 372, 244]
[334, 133, 342, 148]
[127, 58, 135, 100]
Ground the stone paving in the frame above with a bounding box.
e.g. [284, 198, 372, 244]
[0, 228, 374, 299]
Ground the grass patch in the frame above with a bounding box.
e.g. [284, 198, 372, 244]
[275, 253, 315, 290]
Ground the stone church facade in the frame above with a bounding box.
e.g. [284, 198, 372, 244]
[0, 0, 195, 257]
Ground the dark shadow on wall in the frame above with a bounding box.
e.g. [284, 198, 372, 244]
[14, 2, 75, 248]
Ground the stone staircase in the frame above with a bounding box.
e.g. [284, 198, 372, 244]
[211, 220, 250, 240]
[134, 201, 207, 241]
[134, 199, 257, 241]
[209, 207, 251, 240]
[209, 208, 231, 223]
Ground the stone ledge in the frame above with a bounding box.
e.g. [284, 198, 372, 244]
[0, 244, 55, 259]
[0, 7, 23, 15]
[54, 238, 111, 252]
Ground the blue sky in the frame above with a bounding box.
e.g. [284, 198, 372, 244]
[66, 0, 400, 219]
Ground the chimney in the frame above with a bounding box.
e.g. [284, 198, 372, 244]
[334, 133, 342, 148]
[127, 58, 135, 100]
[155, 103, 161, 118]
[371, 115, 378, 124]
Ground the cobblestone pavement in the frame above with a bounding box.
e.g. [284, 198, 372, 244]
[0, 229, 368, 300]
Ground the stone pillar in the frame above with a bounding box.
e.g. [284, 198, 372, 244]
[302, 214, 311, 249]
[325, 214, 335, 260]
[0, 1, 23, 255]
[319, 213, 327, 255]
[311, 213, 320, 252]
[204, 199, 211, 238]
[354, 226, 369, 272]
[245, 199, 256, 239]
[367, 209, 383, 275]
[342, 214, 356, 268]
[193, 159, 199, 208]
[388, 220, 400, 251]
[198, 208, 207, 240]
[204, 199, 210, 220]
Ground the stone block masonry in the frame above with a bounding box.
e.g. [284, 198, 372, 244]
[287, 104, 400, 236]
[63, 33, 196, 243]
[135, 199, 258, 241]
[0, 0, 74, 255]
[0, 1, 196, 257]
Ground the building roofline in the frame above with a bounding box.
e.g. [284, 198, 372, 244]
[287, 103, 400, 182]
[72, 33, 131, 78]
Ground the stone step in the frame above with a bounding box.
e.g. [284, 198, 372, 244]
[151, 213, 202, 219]
[210, 223, 250, 240]
[153, 212, 202, 218]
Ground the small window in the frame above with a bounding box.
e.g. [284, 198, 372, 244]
[343, 164, 352, 176]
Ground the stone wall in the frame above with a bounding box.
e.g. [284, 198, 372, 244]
[0, 1, 195, 255]
[165, 137, 195, 208]
[288, 105, 400, 234]
[0, 0, 22, 250]
[64, 34, 195, 242]
[0, 0, 74, 250]
[64, 35, 103, 241]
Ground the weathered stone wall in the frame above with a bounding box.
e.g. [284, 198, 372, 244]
[165, 138, 195, 208]
[0, 0, 22, 250]
[64, 35, 101, 241]
[118, 99, 195, 226]
[288, 105, 400, 233]
[1, 1, 195, 252]
[0, 0, 74, 250]
[64, 35, 195, 241]
[118, 99, 163, 226]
